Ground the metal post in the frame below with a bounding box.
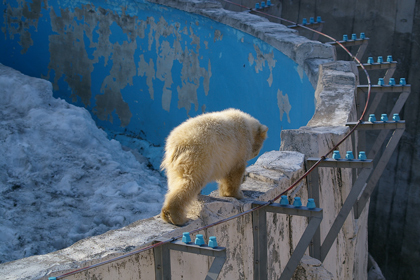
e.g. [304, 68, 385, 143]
[355, 128, 405, 218]
[252, 208, 267, 280]
[279, 215, 323, 280]
[154, 243, 171, 280]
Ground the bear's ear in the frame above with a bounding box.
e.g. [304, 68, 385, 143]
[259, 124, 268, 138]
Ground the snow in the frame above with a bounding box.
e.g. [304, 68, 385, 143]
[0, 64, 167, 264]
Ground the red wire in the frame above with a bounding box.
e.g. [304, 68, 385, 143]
[55, 2, 372, 278]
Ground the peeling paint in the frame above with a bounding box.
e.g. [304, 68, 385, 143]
[248, 44, 277, 87]
[2, 0, 47, 54]
[277, 89, 291, 123]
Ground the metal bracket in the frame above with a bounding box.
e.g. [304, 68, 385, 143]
[306, 158, 373, 261]
[252, 201, 323, 280]
[153, 238, 227, 280]
[329, 38, 369, 60]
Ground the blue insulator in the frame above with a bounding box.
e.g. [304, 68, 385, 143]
[351, 33, 357, 40]
[346, 151, 354, 160]
[208, 236, 218, 248]
[367, 57, 374, 64]
[195, 234, 205, 246]
[377, 56, 383, 63]
[310, 17, 315, 24]
[358, 151, 367, 161]
[343, 34, 348, 41]
[182, 232, 191, 243]
[368, 114, 376, 122]
[393, 113, 400, 121]
[302, 18, 307, 25]
[399, 78, 406, 85]
[307, 198, 316, 209]
[255, 3, 260, 9]
[389, 78, 395, 86]
[280, 195, 289, 206]
[378, 78, 385, 86]
[381, 114, 388, 122]
[293, 197, 302, 208]
[317, 16, 322, 23]
[332, 150, 341, 159]
[261, 1, 266, 8]
[360, 32, 365, 39]
[387, 55, 393, 62]
[267, 0, 271, 6]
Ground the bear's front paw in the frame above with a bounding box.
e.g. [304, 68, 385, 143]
[219, 189, 244, 200]
[161, 207, 188, 226]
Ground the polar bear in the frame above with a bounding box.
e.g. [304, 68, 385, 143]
[160, 108, 268, 225]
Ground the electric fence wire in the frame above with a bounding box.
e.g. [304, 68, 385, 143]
[54, 1, 372, 278]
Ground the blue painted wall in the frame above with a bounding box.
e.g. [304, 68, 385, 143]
[1, 0, 315, 163]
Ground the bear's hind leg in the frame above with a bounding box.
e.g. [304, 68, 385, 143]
[161, 177, 202, 226]
[218, 163, 245, 199]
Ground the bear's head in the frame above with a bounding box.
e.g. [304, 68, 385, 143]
[251, 124, 268, 159]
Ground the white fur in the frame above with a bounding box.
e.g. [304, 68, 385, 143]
[160, 108, 268, 225]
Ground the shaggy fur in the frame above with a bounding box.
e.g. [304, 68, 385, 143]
[160, 108, 268, 226]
